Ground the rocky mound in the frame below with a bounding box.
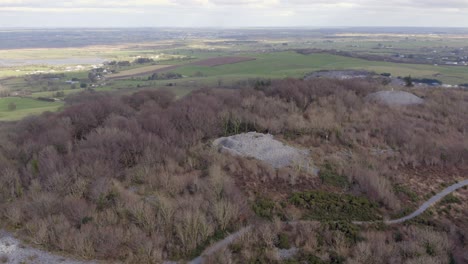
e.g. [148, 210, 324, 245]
[213, 132, 310, 169]
[366, 91, 424, 106]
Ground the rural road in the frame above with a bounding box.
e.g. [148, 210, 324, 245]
[2, 180, 466, 264]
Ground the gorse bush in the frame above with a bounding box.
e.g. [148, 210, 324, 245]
[290, 191, 380, 221]
[319, 162, 348, 188]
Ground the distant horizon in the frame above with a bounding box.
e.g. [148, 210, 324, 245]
[1, 1, 467, 28]
[1, 26, 468, 30]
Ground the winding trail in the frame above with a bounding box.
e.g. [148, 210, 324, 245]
[188, 226, 252, 264]
[2, 180, 467, 264]
[190, 180, 468, 263]
[384, 179, 468, 224]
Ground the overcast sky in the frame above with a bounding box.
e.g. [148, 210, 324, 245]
[0, 0, 467, 28]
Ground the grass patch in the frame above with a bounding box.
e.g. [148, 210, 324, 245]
[319, 162, 348, 188]
[440, 193, 461, 205]
[171, 51, 468, 85]
[108, 64, 174, 79]
[0, 97, 63, 121]
[276, 233, 291, 249]
[290, 191, 380, 221]
[252, 197, 280, 220]
[394, 184, 419, 202]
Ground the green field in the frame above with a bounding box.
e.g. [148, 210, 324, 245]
[1, 34, 468, 122]
[0, 97, 63, 121]
[170, 52, 468, 84]
[108, 64, 174, 79]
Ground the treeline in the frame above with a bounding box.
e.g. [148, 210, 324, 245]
[148, 72, 182, 81]
[0, 78, 467, 262]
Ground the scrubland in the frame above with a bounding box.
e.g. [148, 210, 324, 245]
[0, 78, 466, 263]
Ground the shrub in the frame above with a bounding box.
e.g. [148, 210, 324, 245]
[277, 233, 290, 249]
[441, 194, 461, 205]
[290, 191, 380, 221]
[319, 162, 348, 188]
[252, 197, 276, 220]
[324, 221, 360, 243]
[329, 251, 346, 264]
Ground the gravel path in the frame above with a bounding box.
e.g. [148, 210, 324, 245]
[385, 180, 468, 224]
[188, 226, 252, 264]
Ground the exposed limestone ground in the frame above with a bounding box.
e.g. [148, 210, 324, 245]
[366, 91, 424, 106]
[213, 132, 311, 169]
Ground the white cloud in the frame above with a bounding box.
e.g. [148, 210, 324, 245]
[0, 0, 467, 27]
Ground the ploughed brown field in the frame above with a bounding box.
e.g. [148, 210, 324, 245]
[191, 56, 256, 67]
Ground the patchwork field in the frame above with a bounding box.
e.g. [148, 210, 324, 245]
[191, 56, 256, 67]
[0, 31, 467, 122]
[107, 64, 176, 80]
[170, 52, 468, 84]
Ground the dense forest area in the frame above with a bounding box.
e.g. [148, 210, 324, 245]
[0, 79, 467, 263]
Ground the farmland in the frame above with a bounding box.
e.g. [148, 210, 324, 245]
[0, 97, 63, 121]
[0, 28, 468, 122]
[107, 64, 176, 80]
[170, 52, 468, 84]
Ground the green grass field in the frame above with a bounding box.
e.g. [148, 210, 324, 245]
[171, 52, 468, 84]
[0, 97, 63, 121]
[108, 64, 174, 79]
[1, 42, 468, 122]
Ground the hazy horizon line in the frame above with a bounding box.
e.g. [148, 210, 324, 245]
[1, 26, 468, 29]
